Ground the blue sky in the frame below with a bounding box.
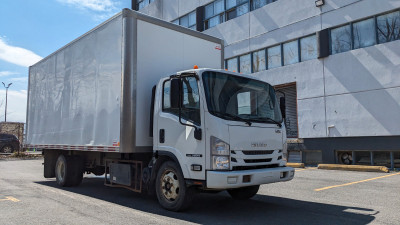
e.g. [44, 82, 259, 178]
[0, 0, 131, 122]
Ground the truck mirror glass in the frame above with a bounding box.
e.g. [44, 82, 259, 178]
[194, 128, 202, 141]
[170, 78, 181, 109]
[280, 97, 286, 119]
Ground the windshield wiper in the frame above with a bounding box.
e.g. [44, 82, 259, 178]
[209, 111, 252, 126]
[251, 117, 282, 127]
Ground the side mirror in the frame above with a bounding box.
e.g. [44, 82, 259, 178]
[280, 97, 286, 119]
[170, 78, 181, 109]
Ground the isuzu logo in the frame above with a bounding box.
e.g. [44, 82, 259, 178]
[251, 143, 267, 148]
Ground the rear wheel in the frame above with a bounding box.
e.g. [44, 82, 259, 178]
[1, 145, 14, 153]
[155, 161, 194, 211]
[227, 185, 260, 200]
[55, 155, 83, 187]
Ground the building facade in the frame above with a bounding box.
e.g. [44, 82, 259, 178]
[134, 0, 400, 168]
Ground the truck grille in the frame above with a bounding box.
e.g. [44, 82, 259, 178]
[230, 149, 282, 171]
[244, 158, 272, 163]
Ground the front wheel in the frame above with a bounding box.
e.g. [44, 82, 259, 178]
[227, 185, 260, 200]
[155, 161, 194, 211]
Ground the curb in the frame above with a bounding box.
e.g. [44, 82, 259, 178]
[318, 164, 389, 173]
[287, 163, 305, 168]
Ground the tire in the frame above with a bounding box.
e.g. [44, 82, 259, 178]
[339, 152, 353, 165]
[55, 155, 84, 187]
[227, 185, 260, 200]
[155, 161, 194, 211]
[1, 145, 14, 153]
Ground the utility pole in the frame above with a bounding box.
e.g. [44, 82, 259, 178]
[2, 82, 12, 122]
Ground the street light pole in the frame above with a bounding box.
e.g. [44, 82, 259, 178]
[2, 82, 12, 122]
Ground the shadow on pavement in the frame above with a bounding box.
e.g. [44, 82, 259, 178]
[36, 177, 377, 225]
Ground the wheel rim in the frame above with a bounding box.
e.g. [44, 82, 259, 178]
[56, 160, 65, 183]
[3, 146, 12, 153]
[160, 170, 180, 202]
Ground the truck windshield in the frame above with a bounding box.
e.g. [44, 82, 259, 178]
[202, 71, 283, 125]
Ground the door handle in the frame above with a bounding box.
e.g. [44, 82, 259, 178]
[159, 129, 165, 143]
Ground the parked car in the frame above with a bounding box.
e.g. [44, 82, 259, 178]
[0, 133, 20, 153]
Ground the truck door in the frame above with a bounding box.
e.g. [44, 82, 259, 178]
[157, 76, 205, 180]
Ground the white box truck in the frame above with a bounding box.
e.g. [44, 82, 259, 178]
[26, 9, 294, 211]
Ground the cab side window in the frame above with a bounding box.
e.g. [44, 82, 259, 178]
[162, 77, 201, 125]
[182, 77, 201, 125]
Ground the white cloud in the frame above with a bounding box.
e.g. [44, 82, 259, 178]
[0, 89, 27, 123]
[0, 71, 18, 77]
[0, 38, 43, 67]
[57, 0, 117, 12]
[9, 77, 28, 82]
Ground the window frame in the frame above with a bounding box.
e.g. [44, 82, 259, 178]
[161, 77, 202, 126]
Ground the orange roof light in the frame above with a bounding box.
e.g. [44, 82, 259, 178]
[193, 65, 199, 69]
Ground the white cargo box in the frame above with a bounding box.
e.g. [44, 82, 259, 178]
[26, 9, 224, 153]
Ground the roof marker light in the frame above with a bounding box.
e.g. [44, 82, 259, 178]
[193, 65, 199, 69]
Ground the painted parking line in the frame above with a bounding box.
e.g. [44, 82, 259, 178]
[296, 168, 317, 172]
[0, 196, 20, 202]
[315, 172, 400, 192]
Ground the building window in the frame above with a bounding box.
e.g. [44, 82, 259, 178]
[252, 49, 266, 73]
[283, 40, 299, 66]
[226, 0, 249, 21]
[251, 0, 267, 10]
[267, 45, 281, 69]
[137, 0, 155, 10]
[377, 11, 400, 44]
[172, 11, 196, 30]
[300, 35, 317, 61]
[331, 24, 352, 54]
[251, 0, 276, 10]
[227, 58, 238, 72]
[239, 54, 251, 74]
[353, 18, 376, 49]
[205, 0, 225, 29]
[203, 0, 279, 30]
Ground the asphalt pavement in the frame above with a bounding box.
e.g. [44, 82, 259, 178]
[0, 159, 399, 225]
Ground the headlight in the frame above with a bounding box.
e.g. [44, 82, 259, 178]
[279, 141, 288, 166]
[211, 136, 230, 155]
[213, 156, 230, 170]
[283, 141, 288, 162]
[211, 136, 230, 170]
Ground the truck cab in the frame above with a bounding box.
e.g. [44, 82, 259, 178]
[152, 68, 294, 210]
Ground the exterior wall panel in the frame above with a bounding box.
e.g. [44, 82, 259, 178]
[203, 13, 250, 46]
[255, 59, 325, 100]
[325, 87, 400, 137]
[249, 16, 320, 52]
[249, 0, 320, 37]
[297, 97, 327, 138]
[324, 40, 400, 96]
[321, 0, 400, 29]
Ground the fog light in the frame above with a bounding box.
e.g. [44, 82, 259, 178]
[227, 176, 237, 184]
[280, 172, 287, 178]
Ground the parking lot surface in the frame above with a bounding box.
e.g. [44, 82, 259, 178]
[0, 159, 399, 225]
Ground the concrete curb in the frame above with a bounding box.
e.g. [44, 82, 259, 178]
[287, 163, 305, 168]
[318, 164, 389, 173]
